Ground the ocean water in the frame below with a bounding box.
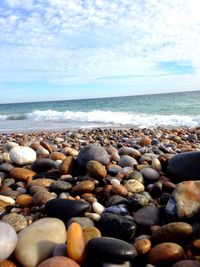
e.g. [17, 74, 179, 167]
[0, 91, 200, 132]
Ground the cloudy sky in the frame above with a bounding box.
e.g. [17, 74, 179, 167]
[0, 0, 200, 103]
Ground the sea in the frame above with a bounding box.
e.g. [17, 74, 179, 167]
[0, 90, 200, 132]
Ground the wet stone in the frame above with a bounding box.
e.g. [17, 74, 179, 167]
[67, 217, 94, 228]
[105, 204, 128, 215]
[118, 155, 137, 168]
[133, 205, 160, 226]
[140, 168, 160, 181]
[106, 195, 128, 207]
[172, 260, 200, 267]
[2, 213, 27, 232]
[87, 160, 107, 179]
[71, 180, 95, 195]
[32, 158, 57, 172]
[49, 180, 72, 193]
[0, 163, 14, 172]
[128, 193, 149, 210]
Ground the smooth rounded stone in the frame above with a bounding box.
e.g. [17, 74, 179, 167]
[110, 151, 120, 162]
[172, 260, 200, 267]
[32, 190, 56, 206]
[167, 151, 200, 180]
[83, 226, 101, 244]
[152, 222, 193, 243]
[10, 167, 36, 181]
[140, 168, 160, 181]
[107, 165, 122, 176]
[16, 194, 33, 207]
[10, 146, 36, 165]
[107, 195, 128, 207]
[103, 262, 131, 267]
[0, 222, 18, 261]
[118, 155, 138, 168]
[67, 217, 94, 228]
[71, 180, 95, 195]
[87, 160, 107, 179]
[105, 204, 128, 215]
[125, 170, 144, 183]
[0, 163, 14, 172]
[2, 153, 13, 164]
[111, 184, 128, 197]
[67, 222, 86, 264]
[0, 195, 15, 205]
[128, 193, 149, 210]
[32, 158, 57, 172]
[59, 156, 74, 175]
[77, 144, 110, 167]
[27, 178, 55, 189]
[49, 180, 72, 193]
[36, 148, 49, 157]
[167, 181, 200, 219]
[139, 136, 152, 146]
[40, 140, 53, 153]
[110, 178, 121, 186]
[86, 237, 137, 264]
[124, 179, 144, 193]
[133, 205, 160, 226]
[118, 147, 141, 158]
[49, 152, 66, 161]
[92, 201, 105, 215]
[85, 212, 101, 222]
[148, 242, 184, 265]
[64, 147, 79, 157]
[98, 213, 136, 241]
[0, 259, 17, 267]
[45, 199, 91, 222]
[151, 158, 162, 171]
[134, 237, 151, 254]
[2, 178, 15, 187]
[3, 141, 19, 152]
[30, 185, 48, 195]
[2, 213, 27, 232]
[52, 243, 67, 257]
[14, 218, 67, 267]
[37, 256, 80, 267]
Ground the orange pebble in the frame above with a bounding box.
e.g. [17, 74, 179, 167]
[193, 239, 200, 249]
[67, 222, 86, 264]
[16, 194, 33, 207]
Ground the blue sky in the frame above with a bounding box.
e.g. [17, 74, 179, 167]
[0, 0, 200, 103]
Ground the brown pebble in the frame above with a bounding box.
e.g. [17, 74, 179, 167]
[37, 256, 80, 267]
[49, 152, 66, 161]
[16, 194, 33, 207]
[139, 136, 151, 146]
[59, 156, 74, 174]
[87, 160, 107, 179]
[10, 168, 36, 181]
[71, 180, 95, 195]
[0, 260, 17, 267]
[111, 184, 128, 197]
[134, 238, 151, 254]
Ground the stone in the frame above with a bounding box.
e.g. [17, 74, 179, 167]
[133, 205, 160, 226]
[105, 204, 128, 216]
[0, 163, 14, 172]
[52, 244, 67, 257]
[2, 213, 27, 232]
[67, 217, 94, 228]
[118, 147, 141, 158]
[172, 260, 200, 267]
[148, 242, 184, 265]
[36, 148, 49, 157]
[0, 195, 15, 205]
[67, 222, 86, 264]
[118, 155, 137, 168]
[40, 140, 53, 153]
[27, 178, 55, 189]
[32, 158, 57, 172]
[30, 185, 47, 195]
[0, 260, 17, 267]
[151, 158, 162, 171]
[0, 222, 18, 261]
[167, 151, 200, 180]
[71, 180, 95, 195]
[128, 193, 149, 210]
[37, 256, 80, 267]
[83, 226, 101, 244]
[139, 136, 151, 146]
[92, 202, 105, 215]
[110, 178, 121, 186]
[85, 212, 101, 222]
[152, 222, 193, 242]
[102, 263, 131, 267]
[16, 194, 33, 207]
[98, 213, 136, 241]
[32, 190, 56, 206]
[10, 167, 36, 181]
[106, 195, 128, 207]
[111, 185, 128, 197]
[59, 156, 74, 175]
[45, 199, 91, 222]
[87, 160, 107, 178]
[124, 179, 144, 193]
[49, 152, 66, 161]
[140, 168, 160, 180]
[86, 237, 137, 264]
[77, 144, 110, 166]
[14, 218, 67, 267]
[49, 180, 72, 193]
[9, 146, 36, 165]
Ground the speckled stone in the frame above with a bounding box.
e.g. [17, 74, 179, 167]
[148, 242, 184, 265]
[124, 179, 144, 193]
[32, 190, 56, 206]
[2, 213, 27, 232]
[77, 144, 110, 166]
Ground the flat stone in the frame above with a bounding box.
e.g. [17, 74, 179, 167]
[0, 222, 18, 261]
[87, 160, 107, 179]
[32, 158, 57, 172]
[77, 144, 110, 167]
[10, 146, 36, 165]
[2, 213, 27, 232]
[49, 180, 72, 193]
[86, 237, 137, 264]
[148, 242, 184, 265]
[140, 168, 160, 180]
[133, 205, 160, 226]
[37, 256, 80, 267]
[118, 155, 137, 168]
[98, 213, 136, 241]
[152, 222, 193, 242]
[45, 199, 91, 222]
[10, 167, 36, 181]
[71, 180, 95, 195]
[105, 204, 128, 216]
[167, 151, 200, 180]
[124, 179, 144, 193]
[32, 190, 56, 206]
[14, 218, 67, 267]
[172, 260, 200, 267]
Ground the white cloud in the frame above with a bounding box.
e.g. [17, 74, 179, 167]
[0, 0, 200, 93]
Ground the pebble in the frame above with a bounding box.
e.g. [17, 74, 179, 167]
[2, 213, 27, 232]
[140, 168, 160, 180]
[105, 204, 128, 215]
[49, 180, 72, 193]
[87, 160, 107, 179]
[14, 218, 67, 267]
[32, 158, 57, 172]
[67, 217, 94, 228]
[111, 184, 128, 197]
[84, 212, 101, 222]
[0, 222, 18, 261]
[118, 155, 137, 168]
[134, 237, 151, 254]
[0, 195, 15, 205]
[45, 198, 91, 222]
[83, 226, 101, 244]
[77, 144, 110, 166]
[32, 190, 56, 206]
[124, 179, 144, 193]
[37, 256, 80, 267]
[139, 136, 152, 146]
[133, 205, 160, 226]
[52, 243, 67, 257]
[92, 201, 105, 215]
[71, 180, 95, 195]
[107, 195, 128, 207]
[49, 152, 66, 161]
[9, 146, 36, 165]
[0, 162, 14, 172]
[148, 242, 184, 265]
[27, 178, 55, 189]
[67, 222, 85, 264]
[172, 260, 200, 267]
[59, 156, 74, 175]
[0, 260, 17, 267]
[16, 194, 33, 207]
[10, 167, 36, 181]
[102, 263, 131, 267]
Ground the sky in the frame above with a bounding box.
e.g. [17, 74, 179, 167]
[0, 0, 200, 103]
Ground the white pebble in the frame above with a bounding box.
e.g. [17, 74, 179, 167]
[110, 178, 121, 186]
[85, 212, 101, 221]
[92, 202, 105, 215]
[0, 195, 15, 205]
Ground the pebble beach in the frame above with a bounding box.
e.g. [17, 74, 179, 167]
[1, 126, 200, 267]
